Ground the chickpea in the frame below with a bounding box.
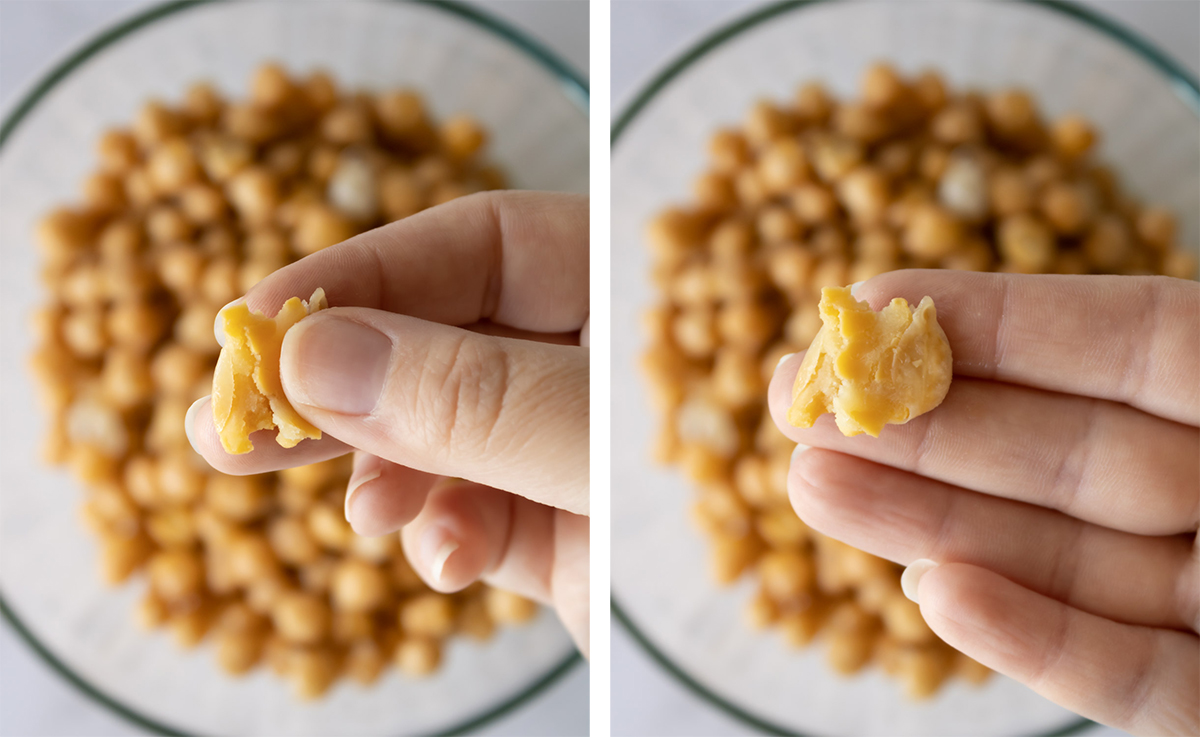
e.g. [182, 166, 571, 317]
[182, 81, 223, 127]
[692, 484, 752, 536]
[826, 628, 876, 674]
[733, 168, 768, 209]
[833, 103, 889, 144]
[711, 349, 763, 409]
[930, 103, 983, 145]
[453, 596, 495, 641]
[1136, 207, 1177, 252]
[716, 300, 776, 351]
[107, 300, 167, 352]
[745, 588, 781, 630]
[757, 205, 802, 244]
[399, 593, 457, 637]
[82, 171, 128, 213]
[439, 115, 486, 162]
[133, 100, 183, 148]
[1024, 155, 1064, 191]
[375, 90, 429, 139]
[780, 603, 827, 647]
[37, 208, 96, 269]
[784, 301, 822, 345]
[956, 651, 993, 686]
[672, 307, 718, 359]
[148, 344, 207, 397]
[272, 591, 331, 644]
[744, 100, 792, 147]
[838, 167, 889, 224]
[179, 183, 227, 226]
[766, 244, 815, 296]
[61, 308, 108, 359]
[245, 572, 291, 616]
[759, 549, 815, 604]
[99, 531, 153, 584]
[171, 601, 216, 649]
[808, 254, 850, 291]
[174, 301, 221, 355]
[811, 137, 863, 182]
[247, 62, 294, 109]
[293, 204, 356, 256]
[395, 637, 441, 676]
[226, 166, 280, 225]
[897, 647, 952, 700]
[756, 507, 809, 549]
[332, 610, 376, 644]
[58, 264, 106, 308]
[331, 559, 390, 612]
[307, 502, 353, 551]
[988, 166, 1034, 217]
[84, 483, 140, 537]
[349, 532, 398, 562]
[321, 103, 375, 146]
[156, 451, 205, 505]
[881, 593, 935, 644]
[484, 588, 539, 624]
[67, 443, 122, 485]
[214, 628, 265, 676]
[941, 238, 994, 272]
[708, 128, 751, 173]
[136, 590, 169, 630]
[861, 62, 905, 110]
[221, 103, 281, 144]
[758, 138, 809, 194]
[903, 203, 962, 260]
[709, 529, 764, 585]
[1051, 114, 1097, 160]
[789, 182, 838, 225]
[147, 138, 200, 194]
[794, 82, 833, 125]
[875, 140, 916, 179]
[1163, 249, 1198, 280]
[693, 171, 738, 213]
[287, 646, 338, 700]
[149, 549, 205, 604]
[146, 204, 192, 244]
[985, 88, 1040, 142]
[96, 218, 143, 262]
[379, 167, 427, 221]
[205, 474, 269, 523]
[1083, 214, 1132, 271]
[199, 135, 252, 182]
[344, 640, 386, 685]
[264, 515, 319, 566]
[1041, 181, 1096, 236]
[97, 129, 140, 173]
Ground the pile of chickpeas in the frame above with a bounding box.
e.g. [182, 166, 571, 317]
[642, 63, 1196, 699]
[30, 63, 539, 700]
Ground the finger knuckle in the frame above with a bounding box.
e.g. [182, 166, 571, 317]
[419, 336, 510, 458]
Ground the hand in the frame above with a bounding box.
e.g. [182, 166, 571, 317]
[769, 271, 1198, 735]
[188, 191, 590, 655]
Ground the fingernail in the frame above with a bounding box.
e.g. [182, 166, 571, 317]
[213, 298, 244, 348]
[282, 316, 391, 415]
[184, 395, 209, 454]
[849, 281, 865, 298]
[901, 558, 939, 603]
[420, 527, 459, 585]
[791, 443, 810, 465]
[344, 467, 381, 523]
[775, 352, 797, 371]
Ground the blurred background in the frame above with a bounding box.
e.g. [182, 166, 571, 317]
[611, 1, 1197, 736]
[0, 2, 587, 736]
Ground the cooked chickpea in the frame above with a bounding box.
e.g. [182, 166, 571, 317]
[794, 82, 832, 124]
[757, 205, 801, 244]
[136, 590, 169, 630]
[897, 647, 951, 700]
[484, 588, 539, 624]
[1051, 114, 1096, 160]
[133, 100, 182, 148]
[331, 558, 390, 612]
[344, 640, 386, 685]
[457, 597, 496, 641]
[272, 591, 331, 644]
[758, 138, 809, 194]
[171, 602, 216, 649]
[789, 182, 838, 225]
[174, 301, 221, 355]
[439, 115, 486, 162]
[1083, 214, 1133, 270]
[107, 300, 167, 351]
[307, 502, 353, 551]
[1163, 249, 1198, 280]
[930, 103, 983, 145]
[399, 593, 457, 637]
[838, 167, 889, 224]
[759, 549, 815, 604]
[711, 349, 763, 409]
[709, 530, 764, 585]
[1136, 207, 1176, 252]
[708, 128, 751, 173]
[395, 637, 441, 676]
[97, 129, 140, 173]
[744, 100, 792, 147]
[1041, 181, 1096, 235]
[293, 204, 356, 256]
[693, 171, 737, 213]
[811, 137, 863, 182]
[226, 166, 280, 225]
[903, 203, 962, 260]
[100, 349, 153, 408]
[833, 103, 889, 144]
[61, 308, 108, 359]
[745, 588, 781, 630]
[148, 138, 200, 194]
[780, 603, 827, 647]
[733, 168, 768, 209]
[149, 549, 205, 604]
[321, 103, 375, 146]
[756, 507, 809, 549]
[182, 82, 223, 126]
[99, 531, 153, 584]
[287, 647, 338, 700]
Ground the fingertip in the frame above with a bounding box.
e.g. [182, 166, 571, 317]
[184, 395, 210, 456]
[767, 350, 806, 430]
[212, 297, 244, 348]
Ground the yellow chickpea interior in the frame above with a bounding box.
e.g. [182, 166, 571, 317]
[30, 62, 540, 701]
[788, 287, 951, 437]
[212, 288, 326, 454]
[642, 62, 1195, 700]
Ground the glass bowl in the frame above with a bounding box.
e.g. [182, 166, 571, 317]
[611, 1, 1198, 735]
[0, 1, 587, 735]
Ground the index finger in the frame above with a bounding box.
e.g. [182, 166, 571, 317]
[244, 190, 588, 333]
[853, 271, 1200, 426]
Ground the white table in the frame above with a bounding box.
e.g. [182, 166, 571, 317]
[0, 2, 588, 735]
[610, 1, 1197, 735]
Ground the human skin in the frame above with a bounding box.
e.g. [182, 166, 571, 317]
[769, 271, 1199, 735]
[187, 191, 590, 655]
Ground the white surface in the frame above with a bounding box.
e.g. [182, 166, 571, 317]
[609, 1, 1197, 735]
[0, 1, 588, 736]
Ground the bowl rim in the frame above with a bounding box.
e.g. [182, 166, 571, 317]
[610, 0, 1196, 734]
[0, 1, 587, 736]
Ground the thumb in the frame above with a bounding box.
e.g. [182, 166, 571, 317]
[279, 307, 588, 515]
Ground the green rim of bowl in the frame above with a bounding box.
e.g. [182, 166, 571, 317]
[611, 1, 1198, 735]
[0, 1, 586, 736]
